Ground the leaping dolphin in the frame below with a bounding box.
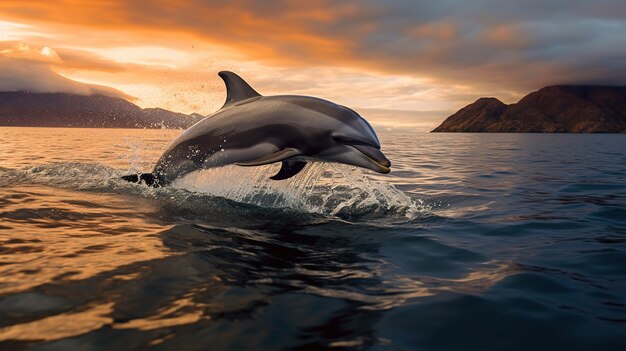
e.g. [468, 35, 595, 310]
[121, 71, 391, 187]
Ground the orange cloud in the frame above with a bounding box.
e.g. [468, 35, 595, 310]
[0, 1, 357, 65]
[0, 42, 61, 63]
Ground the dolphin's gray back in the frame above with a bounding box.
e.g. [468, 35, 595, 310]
[152, 96, 341, 183]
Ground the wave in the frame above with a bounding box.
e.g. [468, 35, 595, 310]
[0, 162, 429, 221]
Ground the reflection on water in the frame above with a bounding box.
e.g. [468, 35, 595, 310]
[0, 186, 172, 295]
[0, 302, 114, 342]
[0, 127, 625, 350]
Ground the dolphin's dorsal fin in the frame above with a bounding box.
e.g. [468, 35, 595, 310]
[218, 71, 261, 108]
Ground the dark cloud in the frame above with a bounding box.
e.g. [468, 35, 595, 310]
[336, 0, 626, 89]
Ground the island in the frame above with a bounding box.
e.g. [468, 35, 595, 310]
[432, 85, 626, 133]
[0, 91, 204, 129]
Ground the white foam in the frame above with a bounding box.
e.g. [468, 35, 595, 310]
[0, 161, 428, 221]
[173, 163, 427, 219]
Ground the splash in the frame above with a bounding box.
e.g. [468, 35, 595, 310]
[0, 161, 428, 221]
[174, 163, 427, 220]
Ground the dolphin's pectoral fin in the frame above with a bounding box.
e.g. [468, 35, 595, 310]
[270, 161, 307, 180]
[236, 148, 301, 166]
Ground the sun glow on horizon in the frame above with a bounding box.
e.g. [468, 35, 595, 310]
[1, 1, 624, 128]
[0, 8, 480, 129]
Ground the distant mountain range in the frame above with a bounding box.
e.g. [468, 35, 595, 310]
[432, 85, 626, 133]
[0, 92, 205, 128]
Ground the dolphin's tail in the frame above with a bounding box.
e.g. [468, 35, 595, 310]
[120, 173, 162, 187]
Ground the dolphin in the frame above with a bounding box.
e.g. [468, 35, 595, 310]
[121, 71, 391, 187]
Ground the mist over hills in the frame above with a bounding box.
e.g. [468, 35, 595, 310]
[0, 91, 204, 129]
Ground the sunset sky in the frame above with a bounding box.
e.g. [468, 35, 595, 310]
[1, 0, 625, 129]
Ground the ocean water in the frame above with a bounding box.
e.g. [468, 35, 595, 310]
[0, 127, 625, 351]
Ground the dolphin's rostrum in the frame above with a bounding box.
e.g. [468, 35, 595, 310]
[121, 71, 391, 187]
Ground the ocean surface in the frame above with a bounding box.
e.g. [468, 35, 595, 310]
[0, 127, 625, 351]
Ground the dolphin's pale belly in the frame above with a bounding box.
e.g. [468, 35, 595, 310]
[154, 138, 283, 184]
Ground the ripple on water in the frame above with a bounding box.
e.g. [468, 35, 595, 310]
[1, 129, 625, 350]
[0, 161, 430, 222]
[0, 186, 173, 295]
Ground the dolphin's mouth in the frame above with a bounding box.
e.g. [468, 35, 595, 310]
[348, 144, 391, 174]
